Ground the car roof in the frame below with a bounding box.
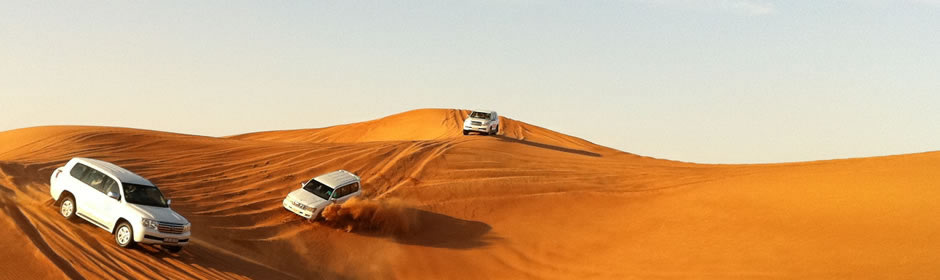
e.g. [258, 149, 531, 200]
[313, 170, 360, 189]
[73, 157, 153, 186]
[470, 109, 496, 114]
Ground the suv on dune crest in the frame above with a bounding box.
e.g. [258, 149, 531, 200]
[283, 170, 362, 220]
[50, 157, 191, 253]
[463, 110, 499, 135]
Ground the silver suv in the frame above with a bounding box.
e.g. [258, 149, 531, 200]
[50, 157, 191, 252]
[463, 110, 500, 135]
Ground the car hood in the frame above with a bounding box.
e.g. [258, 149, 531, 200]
[288, 189, 332, 209]
[126, 204, 189, 224]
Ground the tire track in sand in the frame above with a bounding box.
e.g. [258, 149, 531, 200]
[0, 187, 85, 280]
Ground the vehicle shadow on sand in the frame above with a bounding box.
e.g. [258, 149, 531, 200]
[492, 135, 601, 157]
[345, 208, 500, 250]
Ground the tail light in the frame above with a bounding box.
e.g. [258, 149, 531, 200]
[54, 170, 62, 178]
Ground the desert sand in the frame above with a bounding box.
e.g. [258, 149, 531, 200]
[0, 108, 937, 279]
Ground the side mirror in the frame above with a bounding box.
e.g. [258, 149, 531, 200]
[107, 191, 120, 201]
[167, 199, 172, 206]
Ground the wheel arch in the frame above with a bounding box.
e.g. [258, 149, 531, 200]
[55, 191, 74, 206]
[112, 217, 131, 234]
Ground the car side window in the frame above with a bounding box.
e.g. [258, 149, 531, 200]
[101, 177, 119, 197]
[82, 170, 107, 193]
[329, 187, 338, 198]
[70, 163, 90, 180]
[348, 183, 360, 194]
[336, 183, 359, 198]
[336, 186, 348, 198]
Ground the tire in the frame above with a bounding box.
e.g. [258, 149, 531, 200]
[462, 130, 469, 135]
[494, 125, 499, 135]
[165, 245, 183, 253]
[310, 209, 323, 221]
[59, 195, 77, 220]
[114, 222, 136, 248]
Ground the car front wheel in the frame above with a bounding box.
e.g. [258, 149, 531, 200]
[114, 222, 136, 248]
[59, 195, 76, 220]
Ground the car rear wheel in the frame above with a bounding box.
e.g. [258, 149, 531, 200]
[59, 195, 76, 220]
[114, 222, 136, 248]
[462, 130, 469, 135]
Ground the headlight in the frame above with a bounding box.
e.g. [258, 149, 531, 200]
[142, 218, 159, 230]
[183, 223, 191, 232]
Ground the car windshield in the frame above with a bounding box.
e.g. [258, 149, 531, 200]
[470, 112, 491, 119]
[123, 183, 169, 207]
[302, 179, 335, 200]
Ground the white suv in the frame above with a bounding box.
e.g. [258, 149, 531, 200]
[463, 110, 499, 135]
[50, 157, 191, 252]
[283, 170, 362, 220]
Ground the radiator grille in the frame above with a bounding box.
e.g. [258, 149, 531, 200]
[158, 222, 185, 234]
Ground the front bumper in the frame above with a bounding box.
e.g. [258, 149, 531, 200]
[283, 198, 316, 219]
[464, 125, 489, 132]
[135, 227, 191, 246]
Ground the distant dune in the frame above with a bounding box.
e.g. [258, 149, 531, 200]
[0, 109, 937, 279]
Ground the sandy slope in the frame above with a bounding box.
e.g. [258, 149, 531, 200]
[0, 108, 937, 279]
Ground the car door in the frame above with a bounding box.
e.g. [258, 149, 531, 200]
[330, 185, 347, 203]
[333, 183, 361, 203]
[80, 169, 110, 224]
[67, 163, 95, 217]
[95, 177, 123, 230]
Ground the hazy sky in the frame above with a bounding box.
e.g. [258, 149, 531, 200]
[1, 1, 938, 163]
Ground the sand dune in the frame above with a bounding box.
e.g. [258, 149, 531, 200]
[0, 109, 937, 279]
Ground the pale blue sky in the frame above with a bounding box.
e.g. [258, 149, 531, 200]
[1, 1, 937, 163]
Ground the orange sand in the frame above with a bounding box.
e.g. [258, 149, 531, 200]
[0, 108, 936, 279]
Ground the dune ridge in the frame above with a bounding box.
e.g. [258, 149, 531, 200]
[0, 108, 937, 279]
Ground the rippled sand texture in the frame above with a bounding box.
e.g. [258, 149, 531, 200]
[0, 109, 937, 279]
